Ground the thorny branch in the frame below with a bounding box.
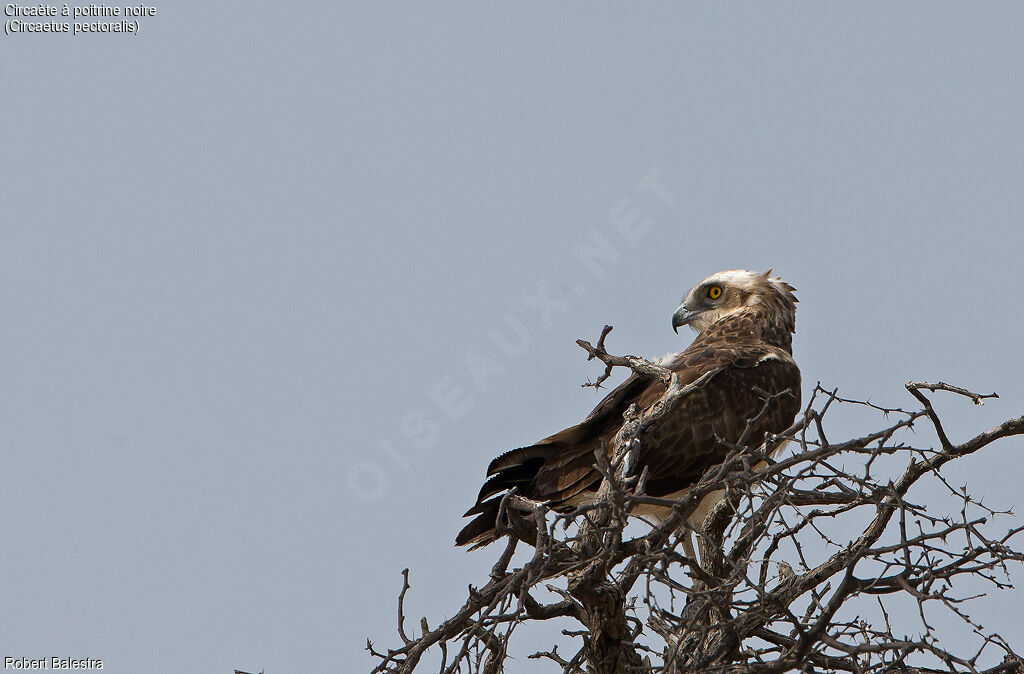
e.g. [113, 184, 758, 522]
[368, 327, 1024, 674]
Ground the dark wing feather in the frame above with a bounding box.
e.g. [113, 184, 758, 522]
[455, 310, 801, 549]
[484, 371, 650, 477]
[636, 354, 800, 498]
[456, 499, 507, 548]
[455, 368, 668, 547]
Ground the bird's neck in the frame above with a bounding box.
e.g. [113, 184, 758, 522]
[761, 319, 794, 353]
[703, 306, 795, 354]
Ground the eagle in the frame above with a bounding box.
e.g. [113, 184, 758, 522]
[456, 269, 801, 549]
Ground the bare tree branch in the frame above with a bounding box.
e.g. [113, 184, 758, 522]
[368, 329, 1024, 674]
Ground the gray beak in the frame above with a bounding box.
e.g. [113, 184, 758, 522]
[672, 304, 701, 333]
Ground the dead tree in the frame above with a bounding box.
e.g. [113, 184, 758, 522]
[367, 327, 1024, 674]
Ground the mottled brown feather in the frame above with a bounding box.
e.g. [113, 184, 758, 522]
[456, 272, 801, 549]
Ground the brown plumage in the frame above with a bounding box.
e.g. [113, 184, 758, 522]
[456, 269, 801, 549]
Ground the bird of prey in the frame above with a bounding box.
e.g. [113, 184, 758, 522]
[456, 269, 801, 549]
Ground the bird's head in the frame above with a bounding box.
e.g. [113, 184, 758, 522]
[672, 269, 798, 335]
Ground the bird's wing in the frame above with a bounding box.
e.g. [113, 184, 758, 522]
[635, 348, 801, 497]
[456, 341, 800, 548]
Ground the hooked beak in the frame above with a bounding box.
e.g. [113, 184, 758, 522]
[672, 303, 703, 334]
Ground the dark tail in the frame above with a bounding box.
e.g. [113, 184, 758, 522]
[455, 445, 553, 549]
[455, 499, 502, 549]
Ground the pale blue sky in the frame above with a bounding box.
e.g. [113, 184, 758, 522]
[2, 3, 1023, 672]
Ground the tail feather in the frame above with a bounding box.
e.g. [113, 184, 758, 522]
[455, 499, 502, 549]
[486, 443, 556, 476]
[456, 441, 600, 548]
[475, 456, 544, 503]
[457, 444, 553, 548]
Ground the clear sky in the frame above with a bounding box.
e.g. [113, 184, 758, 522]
[2, 3, 1023, 672]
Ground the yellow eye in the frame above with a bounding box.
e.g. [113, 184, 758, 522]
[708, 285, 722, 300]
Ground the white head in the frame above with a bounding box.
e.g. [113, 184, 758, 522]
[672, 269, 798, 335]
